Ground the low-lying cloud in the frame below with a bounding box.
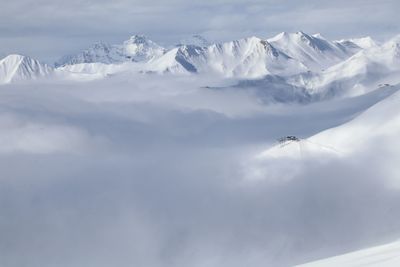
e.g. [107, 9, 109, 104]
[0, 75, 399, 266]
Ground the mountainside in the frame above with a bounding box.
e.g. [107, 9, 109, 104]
[267, 31, 355, 71]
[145, 45, 205, 74]
[293, 35, 400, 97]
[255, 84, 400, 161]
[0, 54, 52, 84]
[309, 84, 400, 154]
[296, 241, 400, 267]
[335, 36, 378, 54]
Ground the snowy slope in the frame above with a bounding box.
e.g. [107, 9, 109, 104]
[309, 85, 400, 154]
[145, 46, 197, 74]
[255, 84, 400, 161]
[267, 31, 354, 71]
[56, 35, 165, 66]
[296, 241, 400, 267]
[0, 54, 52, 84]
[54, 62, 127, 81]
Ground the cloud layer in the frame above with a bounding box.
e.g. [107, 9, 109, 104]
[0, 75, 399, 266]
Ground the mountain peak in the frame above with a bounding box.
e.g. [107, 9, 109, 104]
[2, 54, 39, 66]
[56, 35, 165, 66]
[381, 36, 400, 59]
[268, 31, 352, 71]
[178, 34, 210, 47]
[122, 35, 165, 62]
[242, 36, 263, 44]
[90, 42, 111, 48]
[312, 33, 326, 39]
[269, 31, 327, 47]
[296, 31, 307, 36]
[386, 34, 400, 46]
[2, 54, 25, 63]
[0, 54, 51, 84]
[125, 34, 152, 44]
[269, 31, 314, 43]
[268, 32, 289, 42]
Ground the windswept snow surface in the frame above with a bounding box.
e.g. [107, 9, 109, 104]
[296, 241, 400, 267]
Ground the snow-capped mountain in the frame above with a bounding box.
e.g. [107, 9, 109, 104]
[148, 36, 307, 77]
[0, 54, 52, 84]
[267, 31, 354, 71]
[145, 46, 201, 74]
[53, 31, 382, 80]
[56, 42, 122, 66]
[55, 31, 374, 80]
[293, 35, 400, 97]
[56, 35, 165, 67]
[121, 35, 165, 62]
[2, 31, 392, 102]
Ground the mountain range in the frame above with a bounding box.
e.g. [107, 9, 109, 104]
[1, 31, 399, 102]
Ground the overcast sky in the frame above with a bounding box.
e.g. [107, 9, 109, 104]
[0, 0, 399, 62]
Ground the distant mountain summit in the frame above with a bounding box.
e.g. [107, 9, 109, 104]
[0, 54, 52, 84]
[177, 35, 211, 47]
[56, 35, 165, 67]
[267, 31, 354, 71]
[56, 42, 119, 66]
[122, 35, 165, 62]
